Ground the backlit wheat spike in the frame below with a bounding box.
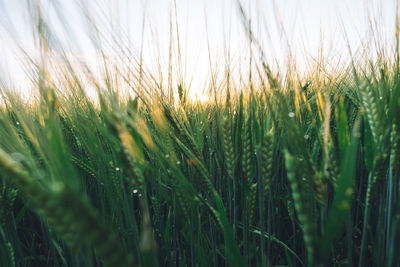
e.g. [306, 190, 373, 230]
[359, 81, 388, 204]
[70, 155, 97, 179]
[328, 143, 339, 189]
[284, 150, 317, 266]
[242, 115, 253, 186]
[242, 113, 256, 227]
[112, 113, 145, 193]
[360, 82, 381, 145]
[223, 115, 235, 179]
[261, 128, 274, 198]
[151, 105, 178, 161]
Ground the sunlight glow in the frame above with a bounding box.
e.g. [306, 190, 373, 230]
[0, 0, 397, 102]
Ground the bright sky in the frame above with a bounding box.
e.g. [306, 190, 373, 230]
[0, 0, 398, 100]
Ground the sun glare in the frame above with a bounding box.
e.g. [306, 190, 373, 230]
[195, 93, 209, 104]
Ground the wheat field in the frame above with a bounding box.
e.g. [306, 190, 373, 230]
[0, 1, 400, 267]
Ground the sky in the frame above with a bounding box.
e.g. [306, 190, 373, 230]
[0, 0, 398, 100]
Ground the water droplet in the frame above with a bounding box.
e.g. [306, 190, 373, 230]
[288, 112, 295, 118]
[16, 121, 20, 125]
[133, 189, 138, 194]
[115, 167, 120, 171]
